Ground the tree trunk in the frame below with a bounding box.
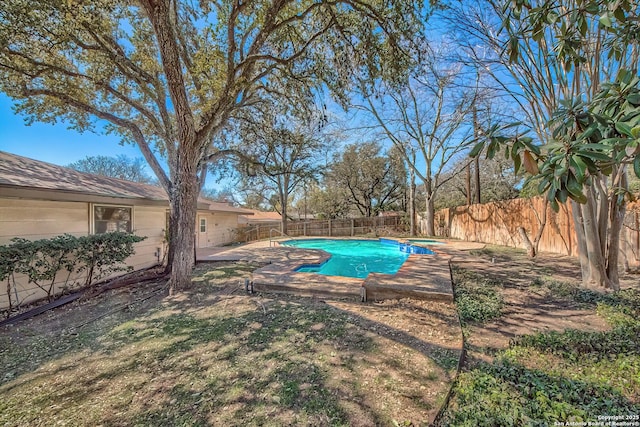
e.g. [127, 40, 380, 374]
[607, 200, 624, 290]
[409, 168, 416, 236]
[605, 169, 626, 291]
[279, 178, 289, 235]
[472, 107, 481, 204]
[518, 227, 536, 257]
[519, 198, 549, 259]
[424, 195, 435, 236]
[167, 157, 200, 295]
[466, 163, 472, 205]
[582, 193, 612, 288]
[281, 201, 288, 235]
[571, 200, 591, 285]
[474, 156, 481, 204]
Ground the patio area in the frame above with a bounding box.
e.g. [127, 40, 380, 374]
[196, 238, 486, 302]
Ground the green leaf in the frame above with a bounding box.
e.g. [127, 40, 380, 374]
[634, 156, 640, 178]
[514, 152, 522, 175]
[585, 1, 600, 14]
[579, 143, 609, 151]
[566, 173, 584, 197]
[509, 36, 519, 63]
[469, 142, 484, 158]
[599, 13, 612, 28]
[615, 122, 633, 137]
[557, 187, 569, 203]
[578, 151, 611, 162]
[570, 156, 587, 180]
[626, 94, 640, 105]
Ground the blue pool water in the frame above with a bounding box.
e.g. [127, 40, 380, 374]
[281, 239, 434, 279]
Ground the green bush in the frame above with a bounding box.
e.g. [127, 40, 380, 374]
[11, 235, 77, 302]
[0, 232, 145, 312]
[75, 232, 145, 286]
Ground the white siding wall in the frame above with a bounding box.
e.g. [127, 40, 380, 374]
[0, 198, 165, 311]
[200, 211, 240, 247]
[0, 199, 88, 243]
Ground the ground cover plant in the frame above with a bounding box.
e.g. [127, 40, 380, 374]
[0, 262, 461, 426]
[440, 247, 640, 426]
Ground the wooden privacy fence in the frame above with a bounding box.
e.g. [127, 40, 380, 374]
[237, 216, 405, 242]
[431, 196, 640, 268]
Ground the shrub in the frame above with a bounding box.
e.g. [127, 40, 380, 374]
[452, 268, 504, 324]
[0, 232, 146, 311]
[11, 235, 77, 302]
[75, 232, 145, 286]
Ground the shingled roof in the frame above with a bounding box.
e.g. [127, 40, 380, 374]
[0, 151, 253, 214]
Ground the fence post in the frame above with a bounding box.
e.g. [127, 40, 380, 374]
[351, 219, 354, 236]
[303, 221, 307, 236]
[328, 219, 332, 236]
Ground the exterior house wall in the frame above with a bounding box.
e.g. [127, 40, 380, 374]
[0, 199, 89, 243]
[197, 211, 240, 247]
[0, 198, 165, 310]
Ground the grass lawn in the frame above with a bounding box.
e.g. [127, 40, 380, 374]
[1, 246, 639, 426]
[0, 262, 461, 426]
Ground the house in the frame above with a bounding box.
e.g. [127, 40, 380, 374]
[0, 151, 252, 309]
[237, 209, 282, 225]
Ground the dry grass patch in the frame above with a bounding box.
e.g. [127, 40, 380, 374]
[0, 262, 461, 427]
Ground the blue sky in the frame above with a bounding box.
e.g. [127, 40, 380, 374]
[0, 94, 145, 167]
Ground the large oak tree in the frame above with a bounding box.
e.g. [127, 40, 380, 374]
[0, 0, 425, 292]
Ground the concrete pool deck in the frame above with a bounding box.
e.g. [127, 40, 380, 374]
[196, 238, 486, 302]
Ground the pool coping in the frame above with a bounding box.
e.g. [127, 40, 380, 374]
[251, 237, 455, 303]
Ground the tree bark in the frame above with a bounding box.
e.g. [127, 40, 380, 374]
[571, 200, 591, 286]
[166, 154, 200, 295]
[466, 163, 472, 205]
[281, 197, 288, 235]
[425, 195, 435, 236]
[518, 227, 536, 257]
[519, 198, 548, 258]
[605, 169, 626, 291]
[582, 193, 613, 288]
[409, 167, 416, 236]
[474, 156, 481, 204]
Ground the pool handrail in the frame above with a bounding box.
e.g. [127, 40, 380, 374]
[269, 228, 291, 246]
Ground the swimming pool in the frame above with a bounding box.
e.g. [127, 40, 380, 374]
[281, 238, 434, 279]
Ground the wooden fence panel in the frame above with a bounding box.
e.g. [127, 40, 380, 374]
[236, 215, 405, 243]
[432, 197, 640, 267]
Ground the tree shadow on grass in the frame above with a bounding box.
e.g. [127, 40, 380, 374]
[1, 271, 465, 427]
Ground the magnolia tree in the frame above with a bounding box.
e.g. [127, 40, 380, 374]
[467, 0, 640, 289]
[0, 0, 426, 292]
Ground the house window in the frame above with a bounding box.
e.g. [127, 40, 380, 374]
[200, 218, 207, 233]
[93, 205, 132, 234]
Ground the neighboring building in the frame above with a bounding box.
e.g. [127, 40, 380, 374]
[0, 151, 252, 309]
[238, 209, 282, 225]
